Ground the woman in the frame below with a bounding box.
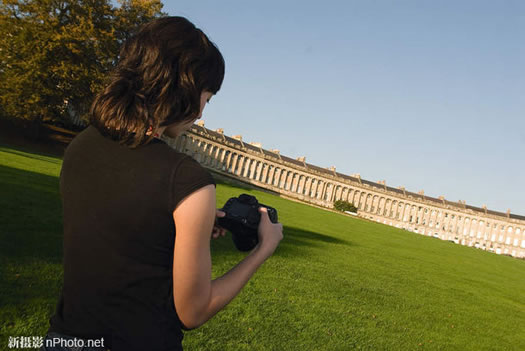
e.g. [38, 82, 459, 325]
[42, 16, 283, 351]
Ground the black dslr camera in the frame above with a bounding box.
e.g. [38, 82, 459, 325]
[218, 194, 278, 251]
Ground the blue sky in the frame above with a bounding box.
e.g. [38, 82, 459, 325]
[161, 0, 524, 215]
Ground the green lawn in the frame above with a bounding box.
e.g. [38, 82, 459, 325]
[1, 143, 524, 350]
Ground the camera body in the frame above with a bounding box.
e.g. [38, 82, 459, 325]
[218, 194, 278, 251]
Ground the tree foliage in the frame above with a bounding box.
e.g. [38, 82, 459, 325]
[334, 200, 358, 213]
[0, 0, 165, 127]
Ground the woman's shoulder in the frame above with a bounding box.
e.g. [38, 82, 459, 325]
[64, 125, 191, 172]
[169, 154, 216, 210]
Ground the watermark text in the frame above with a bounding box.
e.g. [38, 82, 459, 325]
[8, 335, 105, 349]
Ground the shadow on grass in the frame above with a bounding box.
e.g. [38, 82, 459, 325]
[0, 127, 67, 158]
[0, 165, 63, 265]
[0, 165, 63, 313]
[210, 225, 353, 258]
[279, 225, 352, 251]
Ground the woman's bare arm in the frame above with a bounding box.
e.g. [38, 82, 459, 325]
[172, 185, 282, 329]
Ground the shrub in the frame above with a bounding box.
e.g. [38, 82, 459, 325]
[333, 200, 358, 213]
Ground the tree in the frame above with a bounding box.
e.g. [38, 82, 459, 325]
[0, 0, 165, 128]
[333, 200, 358, 213]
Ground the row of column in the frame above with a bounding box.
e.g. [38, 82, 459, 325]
[332, 187, 525, 251]
[170, 133, 525, 258]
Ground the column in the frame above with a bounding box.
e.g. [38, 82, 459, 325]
[317, 181, 324, 200]
[285, 172, 293, 191]
[251, 161, 258, 180]
[235, 156, 244, 176]
[243, 158, 252, 178]
[320, 182, 328, 201]
[212, 146, 221, 168]
[255, 161, 264, 181]
[290, 174, 297, 192]
[280, 170, 288, 189]
[298, 176, 306, 195]
[273, 168, 281, 187]
[218, 149, 227, 170]
[224, 151, 232, 172]
[268, 166, 276, 186]
[304, 177, 312, 196]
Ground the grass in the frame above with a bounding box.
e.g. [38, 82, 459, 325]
[1, 142, 524, 350]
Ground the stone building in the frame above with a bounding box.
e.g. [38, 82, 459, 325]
[162, 122, 525, 259]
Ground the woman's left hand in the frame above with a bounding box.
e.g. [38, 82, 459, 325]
[212, 210, 227, 239]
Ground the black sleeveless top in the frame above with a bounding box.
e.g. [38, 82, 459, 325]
[48, 125, 215, 350]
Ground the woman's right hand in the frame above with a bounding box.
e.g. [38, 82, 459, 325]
[256, 207, 283, 257]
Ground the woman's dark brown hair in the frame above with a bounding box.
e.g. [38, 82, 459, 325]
[90, 16, 225, 147]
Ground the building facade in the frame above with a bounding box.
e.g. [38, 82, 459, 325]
[162, 122, 525, 259]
